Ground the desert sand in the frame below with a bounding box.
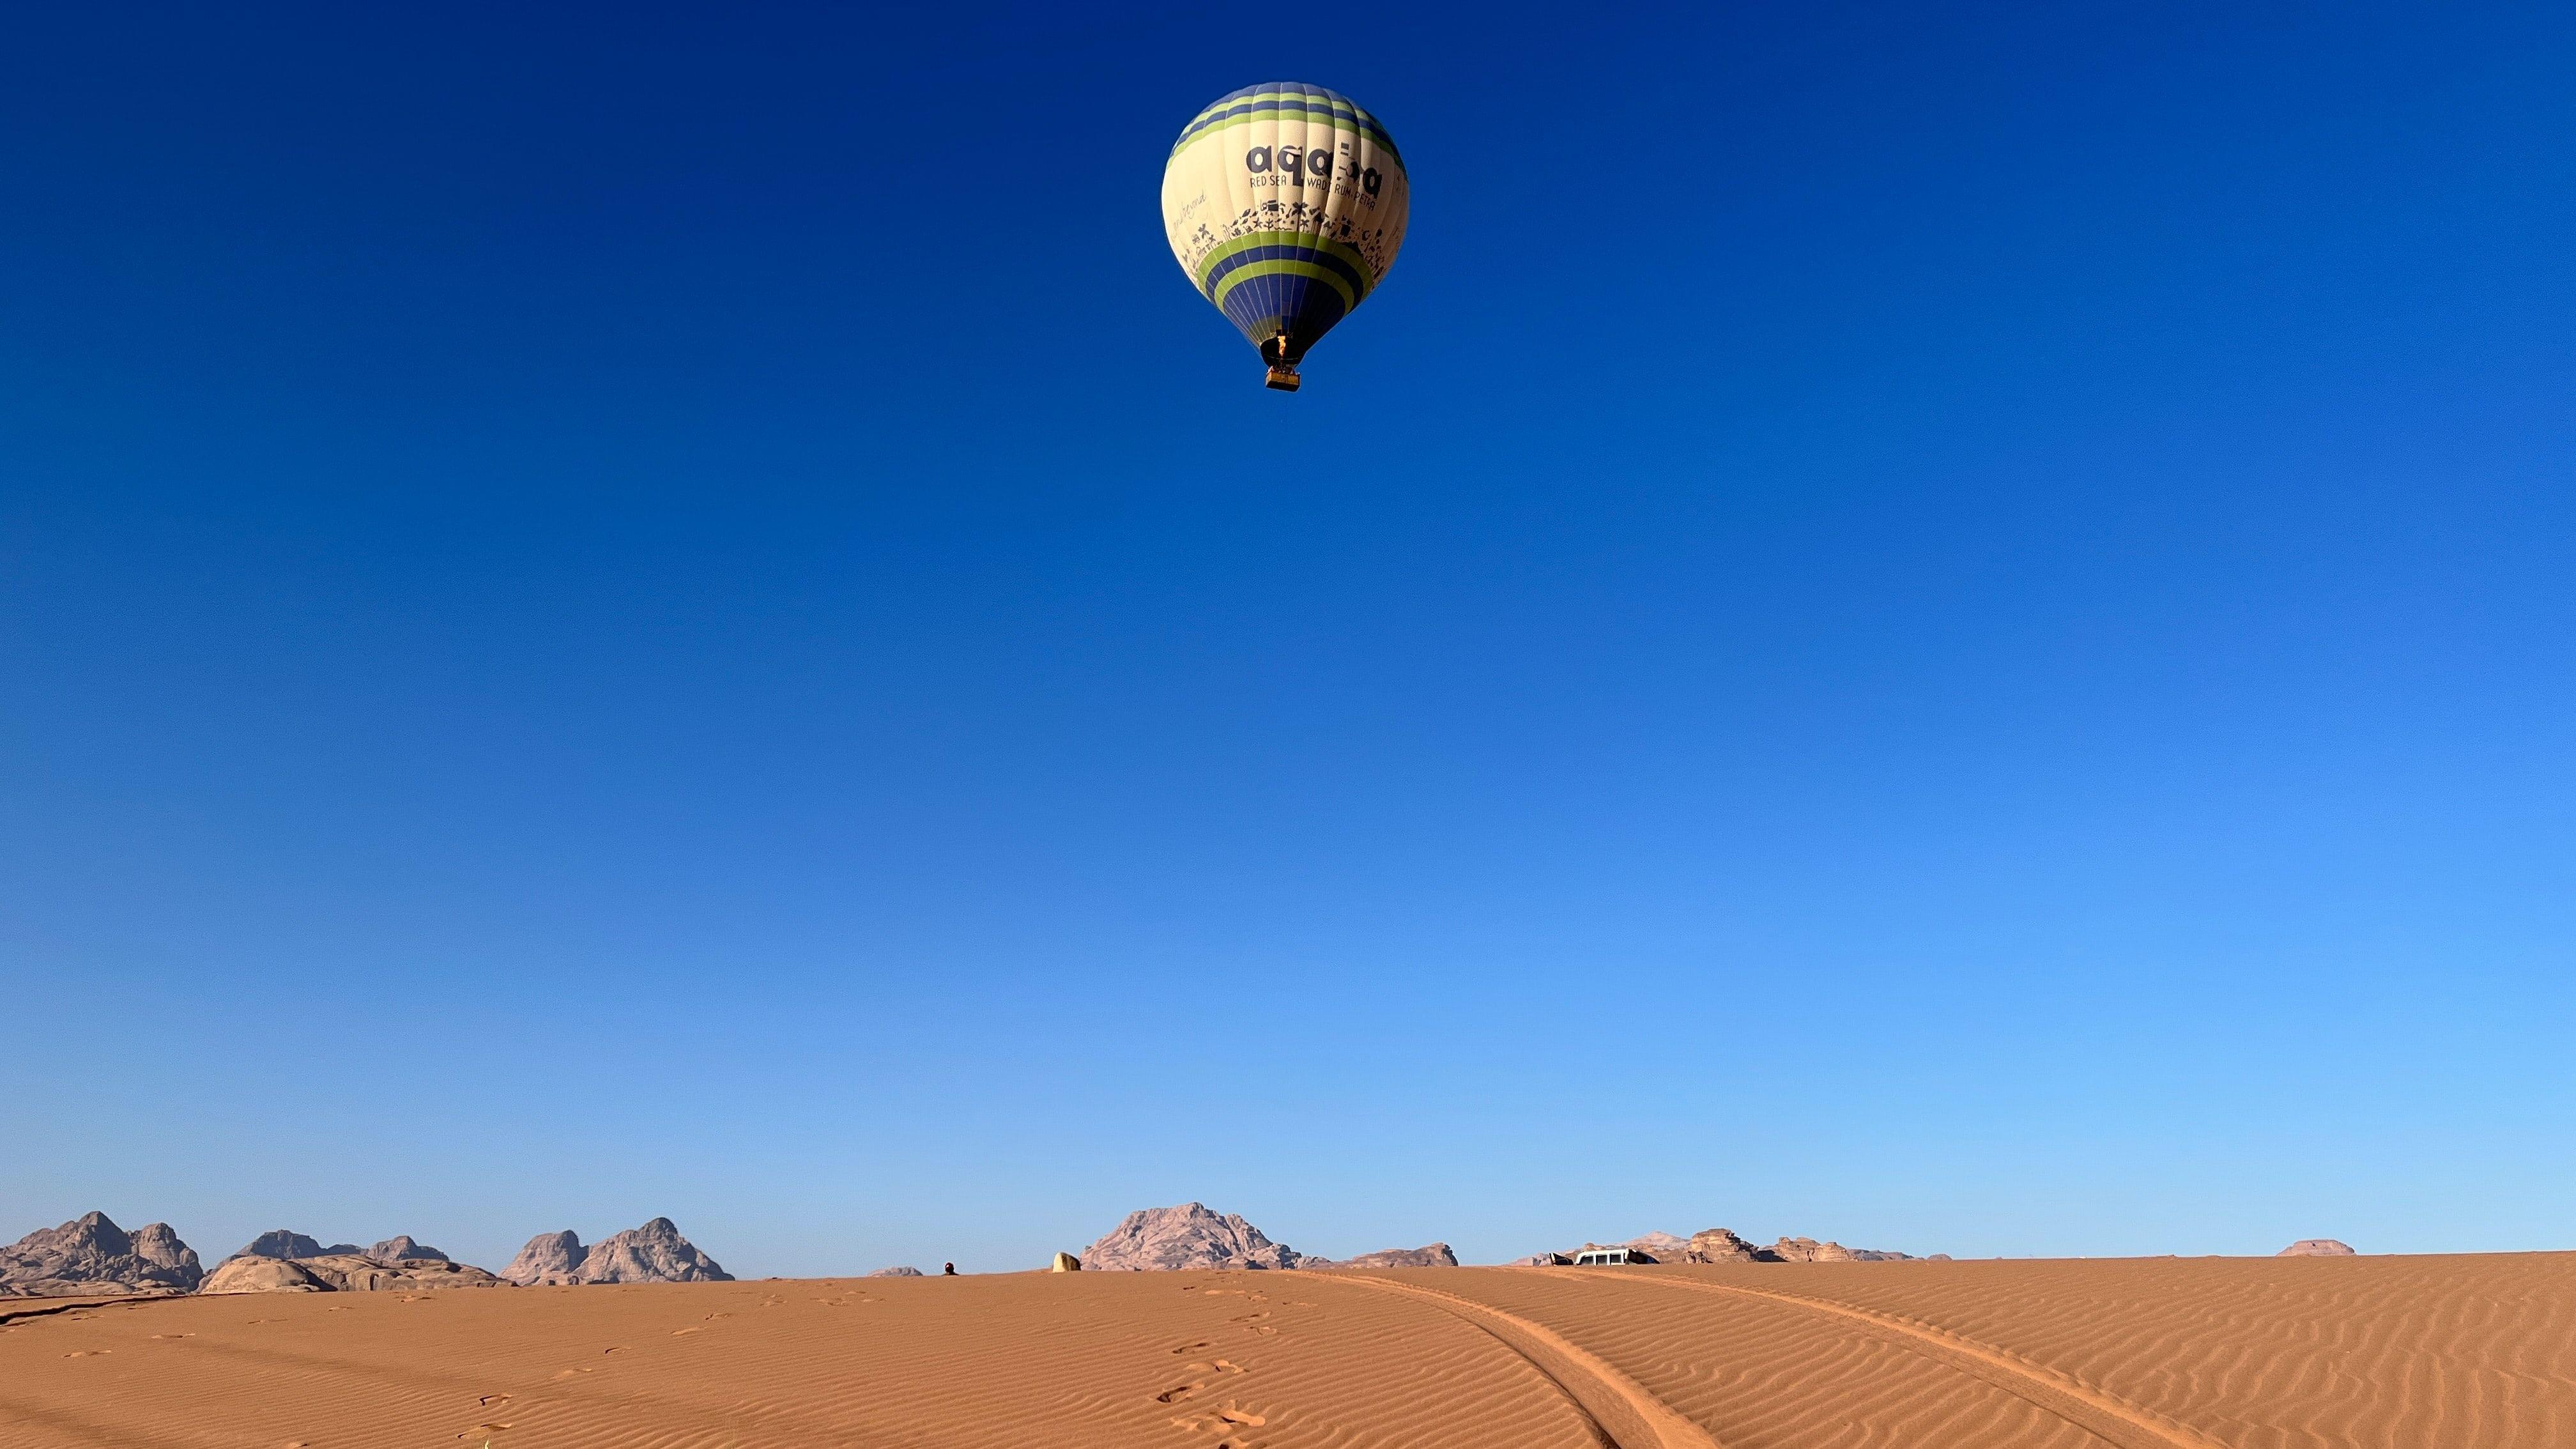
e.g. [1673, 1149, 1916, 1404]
[4, 1253, 2571, 1447]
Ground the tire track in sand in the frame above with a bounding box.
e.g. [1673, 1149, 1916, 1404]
[1539, 1269, 2231, 1449]
[1307, 1273, 1722, 1449]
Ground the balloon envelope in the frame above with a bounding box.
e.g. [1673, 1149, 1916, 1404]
[1160, 83, 1409, 389]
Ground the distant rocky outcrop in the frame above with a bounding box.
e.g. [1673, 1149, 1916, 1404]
[1307, 1243, 1459, 1269]
[0, 1213, 203, 1296]
[500, 1220, 732, 1285]
[1079, 1204, 1301, 1271]
[367, 1236, 447, 1262]
[2279, 1239, 2356, 1257]
[1050, 1252, 1082, 1272]
[199, 1252, 504, 1294]
[231, 1230, 362, 1262]
[867, 1265, 926, 1278]
[580, 1219, 732, 1283]
[503, 1229, 588, 1285]
[1684, 1228, 1765, 1263]
[1528, 1227, 1922, 1266]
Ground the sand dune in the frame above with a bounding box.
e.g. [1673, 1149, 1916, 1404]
[3, 1253, 2569, 1446]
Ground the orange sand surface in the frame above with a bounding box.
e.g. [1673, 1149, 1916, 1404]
[4, 1254, 2572, 1447]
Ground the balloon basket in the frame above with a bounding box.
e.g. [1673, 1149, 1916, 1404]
[1264, 365, 1302, 392]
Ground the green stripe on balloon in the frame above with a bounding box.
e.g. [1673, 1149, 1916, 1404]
[1195, 232, 1379, 296]
[1182, 89, 1374, 128]
[1210, 259, 1357, 311]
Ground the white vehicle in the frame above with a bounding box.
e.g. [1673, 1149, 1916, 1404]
[1571, 1247, 1647, 1266]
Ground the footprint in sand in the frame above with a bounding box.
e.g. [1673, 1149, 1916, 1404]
[1172, 1406, 1269, 1436]
[457, 1423, 509, 1439]
[550, 1367, 595, 1381]
[672, 1327, 703, 1336]
[479, 1394, 512, 1407]
[1170, 1340, 1211, 1354]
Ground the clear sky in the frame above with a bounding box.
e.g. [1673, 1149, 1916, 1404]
[4, 2, 2571, 1276]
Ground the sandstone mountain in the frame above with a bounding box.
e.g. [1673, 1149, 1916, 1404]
[231, 1230, 362, 1262]
[2279, 1239, 2356, 1257]
[503, 1229, 588, 1285]
[500, 1220, 732, 1285]
[0, 1213, 203, 1296]
[1079, 1204, 1301, 1271]
[1306, 1243, 1459, 1269]
[199, 1252, 505, 1294]
[367, 1236, 447, 1262]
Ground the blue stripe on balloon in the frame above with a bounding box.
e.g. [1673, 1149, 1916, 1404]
[1216, 271, 1349, 355]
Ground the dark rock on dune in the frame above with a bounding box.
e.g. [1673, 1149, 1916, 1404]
[502, 1220, 731, 1285]
[1080, 1204, 1302, 1271]
[0, 1213, 203, 1296]
[1307, 1243, 1459, 1269]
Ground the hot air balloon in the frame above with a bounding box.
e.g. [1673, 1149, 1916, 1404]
[1160, 83, 1409, 392]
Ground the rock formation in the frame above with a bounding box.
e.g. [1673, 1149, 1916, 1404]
[1684, 1228, 1766, 1263]
[0, 1213, 203, 1296]
[231, 1230, 362, 1262]
[867, 1265, 926, 1278]
[503, 1229, 589, 1285]
[1078, 1203, 1301, 1271]
[500, 1220, 732, 1285]
[1305, 1243, 1459, 1269]
[579, 1218, 732, 1283]
[199, 1252, 504, 1294]
[2278, 1239, 2356, 1257]
[367, 1236, 446, 1262]
[1050, 1252, 1082, 1272]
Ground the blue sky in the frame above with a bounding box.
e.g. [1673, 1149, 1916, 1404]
[3, 2, 2571, 1275]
